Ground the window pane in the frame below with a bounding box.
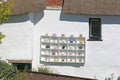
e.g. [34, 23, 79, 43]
[12, 63, 31, 71]
[88, 18, 102, 41]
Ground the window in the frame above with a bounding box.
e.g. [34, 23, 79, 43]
[12, 63, 31, 71]
[88, 18, 102, 41]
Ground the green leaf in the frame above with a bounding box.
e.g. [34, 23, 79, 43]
[0, 0, 13, 25]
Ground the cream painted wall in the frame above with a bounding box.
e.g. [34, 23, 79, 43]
[0, 14, 33, 60]
[1, 10, 120, 80]
[33, 10, 120, 80]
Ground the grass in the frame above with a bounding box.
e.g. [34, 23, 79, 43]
[38, 66, 53, 74]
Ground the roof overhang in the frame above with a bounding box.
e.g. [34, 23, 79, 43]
[11, 0, 46, 15]
[62, 0, 120, 16]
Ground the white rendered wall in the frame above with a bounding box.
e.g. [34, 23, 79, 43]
[0, 14, 33, 60]
[33, 10, 120, 80]
[0, 10, 120, 80]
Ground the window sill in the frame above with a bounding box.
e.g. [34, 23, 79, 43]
[87, 39, 103, 41]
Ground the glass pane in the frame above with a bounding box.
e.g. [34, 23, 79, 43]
[89, 18, 101, 40]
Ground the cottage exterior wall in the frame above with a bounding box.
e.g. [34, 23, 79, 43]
[33, 10, 120, 80]
[0, 14, 33, 60]
[0, 10, 120, 80]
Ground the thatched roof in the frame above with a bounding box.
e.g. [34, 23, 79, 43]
[11, 0, 46, 15]
[62, 0, 120, 16]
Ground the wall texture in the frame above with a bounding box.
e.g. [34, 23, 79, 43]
[0, 14, 33, 60]
[0, 10, 120, 80]
[33, 10, 120, 80]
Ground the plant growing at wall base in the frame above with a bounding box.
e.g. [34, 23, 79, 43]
[4, 70, 32, 80]
[38, 66, 53, 74]
[0, 60, 32, 80]
[117, 76, 120, 80]
[0, 60, 13, 79]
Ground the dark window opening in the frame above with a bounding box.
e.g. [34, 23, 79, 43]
[88, 18, 103, 41]
[12, 63, 31, 71]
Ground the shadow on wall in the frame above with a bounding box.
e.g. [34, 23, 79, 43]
[60, 13, 88, 22]
[5, 11, 44, 25]
[29, 11, 44, 25]
[6, 14, 29, 23]
[60, 13, 120, 24]
[41, 61, 85, 67]
[102, 17, 120, 24]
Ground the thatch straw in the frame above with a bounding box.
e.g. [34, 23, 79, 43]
[62, 0, 120, 16]
[11, 0, 46, 15]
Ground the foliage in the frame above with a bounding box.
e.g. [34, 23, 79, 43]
[0, 60, 32, 80]
[0, 32, 6, 44]
[117, 76, 120, 80]
[0, 0, 13, 25]
[4, 70, 32, 80]
[0, 60, 13, 79]
[38, 66, 53, 74]
[104, 73, 114, 80]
